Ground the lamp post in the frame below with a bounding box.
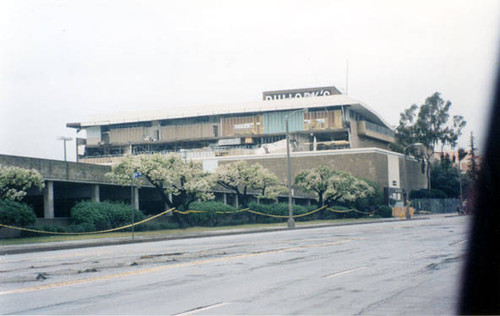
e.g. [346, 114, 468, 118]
[286, 108, 308, 229]
[403, 143, 424, 219]
[57, 136, 73, 162]
[130, 171, 142, 240]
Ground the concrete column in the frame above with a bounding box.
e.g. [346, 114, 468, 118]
[43, 181, 54, 219]
[234, 194, 239, 209]
[90, 184, 100, 202]
[256, 196, 260, 204]
[223, 192, 227, 205]
[134, 187, 140, 210]
[307, 199, 311, 206]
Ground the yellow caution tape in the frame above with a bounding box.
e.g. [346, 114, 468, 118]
[1, 204, 380, 236]
[244, 206, 327, 219]
[0, 208, 175, 235]
[215, 208, 248, 214]
[325, 207, 376, 215]
[173, 210, 205, 215]
[177, 208, 248, 215]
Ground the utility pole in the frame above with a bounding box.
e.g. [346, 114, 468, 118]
[285, 108, 308, 229]
[130, 171, 142, 240]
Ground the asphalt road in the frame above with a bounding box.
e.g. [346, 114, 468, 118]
[0, 215, 470, 315]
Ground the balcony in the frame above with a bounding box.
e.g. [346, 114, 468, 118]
[357, 121, 395, 143]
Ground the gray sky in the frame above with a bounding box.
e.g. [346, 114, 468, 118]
[1, 0, 499, 161]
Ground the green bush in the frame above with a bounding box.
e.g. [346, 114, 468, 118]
[70, 201, 145, 231]
[247, 202, 316, 223]
[66, 222, 97, 233]
[189, 201, 236, 213]
[136, 221, 180, 231]
[353, 179, 384, 215]
[0, 199, 37, 227]
[186, 201, 237, 227]
[20, 224, 68, 237]
[376, 205, 393, 218]
[180, 201, 322, 226]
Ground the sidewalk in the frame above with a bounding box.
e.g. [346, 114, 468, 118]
[0, 216, 433, 255]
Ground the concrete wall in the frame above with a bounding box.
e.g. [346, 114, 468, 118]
[0, 154, 112, 184]
[400, 156, 427, 192]
[211, 148, 427, 193]
[0, 149, 427, 221]
[357, 137, 391, 150]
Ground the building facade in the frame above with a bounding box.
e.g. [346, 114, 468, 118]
[63, 86, 425, 208]
[67, 86, 396, 164]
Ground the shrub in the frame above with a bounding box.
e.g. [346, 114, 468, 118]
[189, 201, 236, 213]
[247, 202, 314, 223]
[0, 199, 37, 227]
[66, 223, 97, 233]
[135, 221, 181, 231]
[353, 179, 384, 214]
[186, 201, 237, 227]
[19, 224, 69, 237]
[70, 201, 145, 231]
[376, 205, 393, 218]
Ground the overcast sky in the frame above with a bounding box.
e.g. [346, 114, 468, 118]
[1, 0, 499, 161]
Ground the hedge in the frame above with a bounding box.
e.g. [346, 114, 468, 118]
[0, 199, 37, 227]
[70, 201, 145, 230]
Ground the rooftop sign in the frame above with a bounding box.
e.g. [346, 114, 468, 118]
[262, 86, 341, 101]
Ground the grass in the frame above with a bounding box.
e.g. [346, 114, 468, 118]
[0, 217, 386, 246]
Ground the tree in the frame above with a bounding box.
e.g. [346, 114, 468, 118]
[213, 161, 286, 208]
[422, 147, 474, 200]
[468, 131, 479, 183]
[0, 165, 44, 201]
[395, 92, 466, 189]
[430, 159, 460, 198]
[106, 154, 214, 226]
[458, 148, 468, 165]
[457, 147, 468, 201]
[295, 166, 375, 206]
[294, 165, 335, 206]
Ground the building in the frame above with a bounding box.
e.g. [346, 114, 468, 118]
[64, 86, 425, 206]
[432, 150, 481, 172]
[0, 86, 427, 237]
[67, 86, 396, 164]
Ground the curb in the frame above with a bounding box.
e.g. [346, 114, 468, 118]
[0, 217, 429, 255]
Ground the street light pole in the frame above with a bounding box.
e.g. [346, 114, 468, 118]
[57, 136, 73, 162]
[130, 173, 135, 240]
[285, 108, 308, 229]
[130, 171, 142, 240]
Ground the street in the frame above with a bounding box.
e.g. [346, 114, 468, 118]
[0, 216, 470, 315]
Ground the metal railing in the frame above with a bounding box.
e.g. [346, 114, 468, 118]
[364, 121, 395, 137]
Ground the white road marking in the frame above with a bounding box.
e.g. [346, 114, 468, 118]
[174, 302, 229, 316]
[323, 266, 366, 279]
